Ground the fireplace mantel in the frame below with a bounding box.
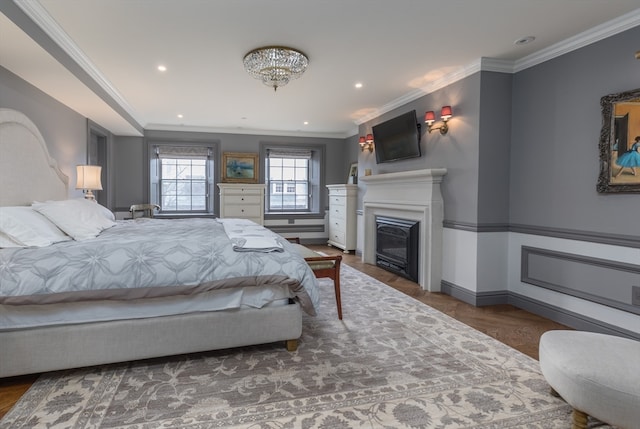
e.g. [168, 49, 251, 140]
[360, 169, 447, 291]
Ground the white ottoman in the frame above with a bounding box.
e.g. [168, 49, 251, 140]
[539, 330, 640, 429]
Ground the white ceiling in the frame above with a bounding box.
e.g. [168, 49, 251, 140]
[1, 1, 639, 138]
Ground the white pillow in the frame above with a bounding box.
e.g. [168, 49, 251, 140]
[0, 231, 25, 248]
[32, 199, 116, 241]
[0, 206, 71, 247]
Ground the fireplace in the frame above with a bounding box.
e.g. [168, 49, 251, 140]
[360, 169, 446, 292]
[376, 216, 419, 282]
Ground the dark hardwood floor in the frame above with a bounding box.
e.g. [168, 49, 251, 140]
[0, 245, 570, 420]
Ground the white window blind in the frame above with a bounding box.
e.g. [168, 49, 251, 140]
[266, 148, 312, 159]
[156, 146, 210, 159]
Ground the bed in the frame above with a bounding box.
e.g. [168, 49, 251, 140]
[0, 108, 320, 378]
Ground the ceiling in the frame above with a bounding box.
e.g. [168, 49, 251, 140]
[1, 1, 639, 138]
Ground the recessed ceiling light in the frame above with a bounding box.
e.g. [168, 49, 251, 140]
[157, 65, 167, 72]
[355, 82, 363, 89]
[303, 121, 309, 125]
[177, 114, 183, 119]
[514, 36, 535, 46]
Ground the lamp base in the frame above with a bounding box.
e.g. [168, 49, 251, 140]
[83, 190, 96, 201]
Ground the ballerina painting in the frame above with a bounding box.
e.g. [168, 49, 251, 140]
[614, 136, 640, 177]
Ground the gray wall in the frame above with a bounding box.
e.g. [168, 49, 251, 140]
[509, 25, 640, 236]
[357, 74, 484, 225]
[477, 71, 512, 227]
[0, 66, 87, 199]
[112, 130, 350, 213]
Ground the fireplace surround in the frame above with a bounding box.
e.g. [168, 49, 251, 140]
[360, 169, 446, 291]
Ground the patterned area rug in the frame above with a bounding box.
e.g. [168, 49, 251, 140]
[3, 264, 602, 428]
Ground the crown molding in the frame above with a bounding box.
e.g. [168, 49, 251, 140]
[14, 0, 141, 126]
[355, 9, 639, 126]
[145, 123, 354, 140]
[354, 58, 508, 125]
[514, 8, 640, 72]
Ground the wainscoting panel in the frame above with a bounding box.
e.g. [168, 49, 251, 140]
[521, 246, 640, 315]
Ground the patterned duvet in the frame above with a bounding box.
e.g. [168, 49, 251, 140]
[0, 218, 319, 315]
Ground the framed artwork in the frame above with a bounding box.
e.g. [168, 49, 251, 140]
[597, 87, 640, 193]
[222, 152, 259, 183]
[347, 162, 358, 184]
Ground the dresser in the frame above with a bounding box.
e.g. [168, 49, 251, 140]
[218, 183, 266, 225]
[326, 184, 357, 253]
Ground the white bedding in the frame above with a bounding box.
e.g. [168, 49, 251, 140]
[0, 284, 292, 331]
[0, 217, 319, 312]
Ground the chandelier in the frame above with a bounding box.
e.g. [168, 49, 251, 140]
[243, 46, 309, 91]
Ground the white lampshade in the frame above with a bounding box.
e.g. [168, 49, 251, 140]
[76, 165, 102, 200]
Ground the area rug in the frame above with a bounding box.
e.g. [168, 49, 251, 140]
[2, 264, 603, 428]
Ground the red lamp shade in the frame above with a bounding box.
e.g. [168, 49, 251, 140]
[440, 105, 453, 120]
[365, 134, 374, 144]
[359, 136, 366, 145]
[424, 111, 436, 124]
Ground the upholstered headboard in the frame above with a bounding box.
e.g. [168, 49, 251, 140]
[0, 109, 69, 206]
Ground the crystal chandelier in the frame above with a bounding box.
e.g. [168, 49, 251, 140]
[243, 46, 309, 91]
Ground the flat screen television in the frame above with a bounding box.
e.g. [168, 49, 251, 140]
[372, 110, 421, 164]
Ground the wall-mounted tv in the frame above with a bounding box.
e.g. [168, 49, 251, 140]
[372, 110, 421, 164]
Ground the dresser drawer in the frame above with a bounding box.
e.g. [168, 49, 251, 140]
[224, 195, 262, 205]
[329, 207, 346, 222]
[224, 205, 262, 218]
[329, 220, 345, 234]
[328, 187, 348, 197]
[329, 195, 346, 207]
[328, 228, 346, 245]
[225, 187, 263, 196]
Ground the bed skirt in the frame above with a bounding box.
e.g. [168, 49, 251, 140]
[0, 301, 302, 378]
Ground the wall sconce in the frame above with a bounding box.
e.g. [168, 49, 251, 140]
[424, 106, 453, 135]
[76, 165, 103, 201]
[359, 133, 374, 152]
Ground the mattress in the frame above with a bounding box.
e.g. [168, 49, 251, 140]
[0, 284, 292, 331]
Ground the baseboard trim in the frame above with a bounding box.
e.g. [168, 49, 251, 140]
[508, 292, 640, 341]
[441, 281, 509, 306]
[440, 280, 640, 341]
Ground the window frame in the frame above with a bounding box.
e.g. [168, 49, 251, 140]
[266, 152, 311, 212]
[146, 139, 218, 216]
[260, 142, 326, 221]
[159, 156, 208, 213]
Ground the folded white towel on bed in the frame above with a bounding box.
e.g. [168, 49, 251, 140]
[231, 236, 284, 253]
[219, 219, 284, 253]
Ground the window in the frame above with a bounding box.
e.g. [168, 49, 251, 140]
[261, 143, 325, 218]
[161, 158, 207, 211]
[152, 145, 214, 214]
[266, 149, 311, 211]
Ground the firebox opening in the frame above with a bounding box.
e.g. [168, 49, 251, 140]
[375, 216, 419, 283]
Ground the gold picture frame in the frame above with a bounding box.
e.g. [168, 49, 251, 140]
[347, 162, 358, 184]
[222, 152, 259, 183]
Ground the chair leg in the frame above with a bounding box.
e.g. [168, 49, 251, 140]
[571, 409, 588, 429]
[333, 272, 342, 320]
